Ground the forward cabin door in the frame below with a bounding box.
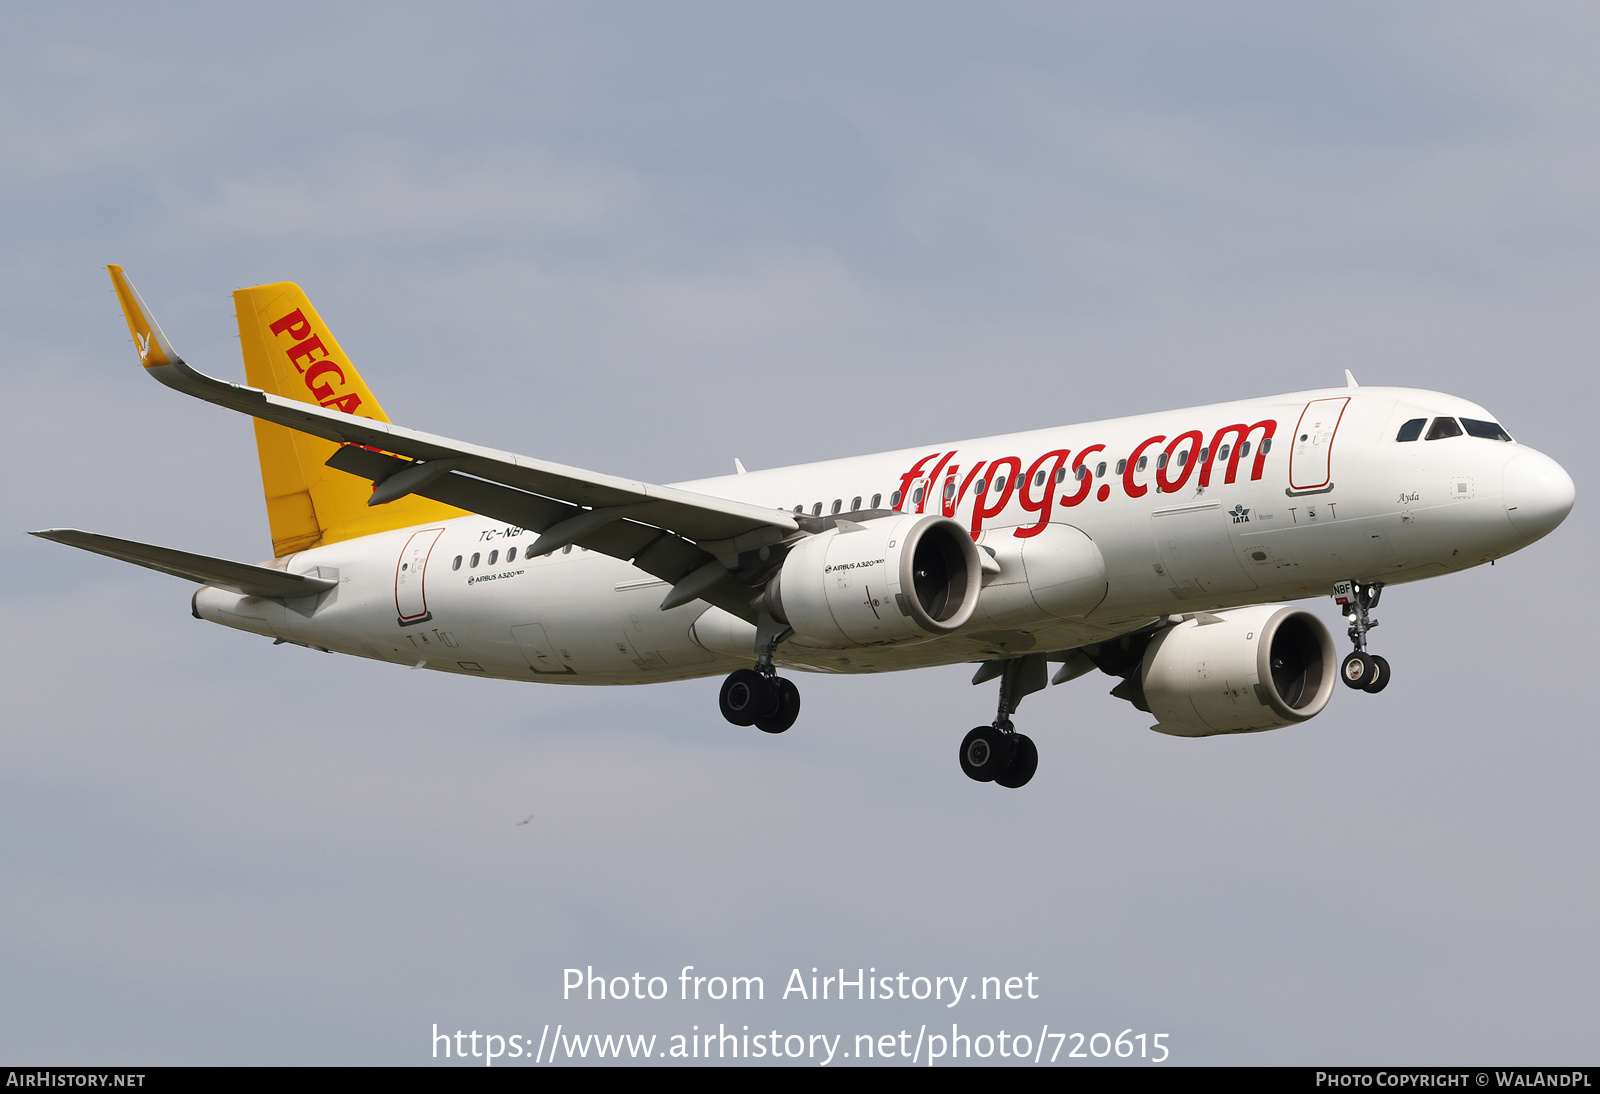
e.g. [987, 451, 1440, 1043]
[1289, 397, 1349, 493]
[395, 527, 445, 625]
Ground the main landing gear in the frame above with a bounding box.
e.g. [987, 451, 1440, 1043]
[717, 612, 801, 734]
[1336, 579, 1391, 694]
[719, 669, 801, 734]
[960, 652, 1047, 789]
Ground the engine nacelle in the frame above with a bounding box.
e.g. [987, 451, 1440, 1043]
[1136, 605, 1337, 737]
[765, 514, 982, 648]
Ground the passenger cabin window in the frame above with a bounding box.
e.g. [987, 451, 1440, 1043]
[1115, 459, 1127, 475]
[507, 546, 518, 562]
[1055, 467, 1068, 483]
[1218, 444, 1231, 460]
[1426, 417, 1463, 440]
[1461, 418, 1513, 442]
[1137, 455, 1148, 472]
[994, 476, 1007, 492]
[871, 493, 882, 508]
[912, 487, 924, 505]
[453, 555, 462, 571]
[1395, 418, 1426, 442]
[488, 550, 498, 565]
[830, 499, 841, 515]
[470, 552, 481, 567]
[1176, 450, 1189, 467]
[1157, 453, 1169, 469]
[1034, 470, 1046, 487]
[974, 478, 987, 494]
[1239, 441, 1251, 458]
[1095, 461, 1107, 478]
[794, 505, 804, 513]
[1075, 465, 1088, 481]
[889, 490, 901, 508]
[1260, 438, 1272, 454]
[812, 503, 823, 516]
[851, 496, 862, 511]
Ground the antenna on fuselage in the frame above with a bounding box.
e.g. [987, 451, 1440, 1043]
[1344, 369, 1360, 388]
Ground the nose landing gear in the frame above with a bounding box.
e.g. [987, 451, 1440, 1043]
[960, 652, 1047, 788]
[717, 612, 801, 734]
[1335, 580, 1390, 694]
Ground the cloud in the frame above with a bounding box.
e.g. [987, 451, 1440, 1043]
[194, 151, 630, 237]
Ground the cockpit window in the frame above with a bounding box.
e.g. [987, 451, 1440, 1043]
[1425, 417, 1463, 440]
[1461, 418, 1513, 442]
[1395, 418, 1426, 442]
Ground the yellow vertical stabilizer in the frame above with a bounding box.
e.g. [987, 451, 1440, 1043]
[233, 282, 467, 556]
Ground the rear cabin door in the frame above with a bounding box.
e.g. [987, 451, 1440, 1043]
[395, 528, 445, 625]
[1289, 397, 1349, 492]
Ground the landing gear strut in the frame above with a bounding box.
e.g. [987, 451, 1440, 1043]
[1336, 579, 1391, 694]
[718, 612, 801, 734]
[960, 653, 1046, 788]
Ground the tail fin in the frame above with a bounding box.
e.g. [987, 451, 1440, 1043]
[232, 282, 467, 556]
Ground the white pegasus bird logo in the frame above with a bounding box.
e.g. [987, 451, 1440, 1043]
[134, 330, 153, 363]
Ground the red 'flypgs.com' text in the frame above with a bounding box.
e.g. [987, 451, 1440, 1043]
[894, 418, 1277, 539]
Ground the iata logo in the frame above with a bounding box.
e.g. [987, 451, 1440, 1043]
[267, 309, 363, 415]
[1230, 505, 1251, 524]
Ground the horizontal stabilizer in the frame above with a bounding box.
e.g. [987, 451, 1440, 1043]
[29, 529, 337, 599]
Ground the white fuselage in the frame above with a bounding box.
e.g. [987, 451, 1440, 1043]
[193, 386, 1571, 684]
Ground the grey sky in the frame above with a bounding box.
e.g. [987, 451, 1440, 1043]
[2, 2, 1594, 1064]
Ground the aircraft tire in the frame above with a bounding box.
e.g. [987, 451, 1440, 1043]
[719, 669, 771, 727]
[994, 733, 1038, 789]
[1341, 652, 1378, 690]
[959, 725, 1014, 783]
[1363, 655, 1391, 694]
[755, 677, 801, 734]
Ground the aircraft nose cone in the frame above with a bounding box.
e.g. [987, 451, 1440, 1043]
[1503, 450, 1575, 542]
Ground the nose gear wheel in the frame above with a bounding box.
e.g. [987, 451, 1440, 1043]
[1337, 580, 1393, 694]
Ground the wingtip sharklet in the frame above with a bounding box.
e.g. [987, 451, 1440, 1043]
[107, 264, 181, 371]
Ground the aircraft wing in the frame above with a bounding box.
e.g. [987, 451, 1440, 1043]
[30, 529, 338, 599]
[108, 267, 799, 618]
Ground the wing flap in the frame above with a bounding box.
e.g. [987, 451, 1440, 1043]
[30, 529, 337, 599]
[324, 445, 755, 616]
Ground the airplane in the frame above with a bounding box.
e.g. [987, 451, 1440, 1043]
[31, 267, 1575, 789]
